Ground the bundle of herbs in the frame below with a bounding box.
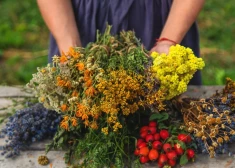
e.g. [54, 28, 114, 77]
[27, 26, 204, 167]
[174, 78, 235, 158]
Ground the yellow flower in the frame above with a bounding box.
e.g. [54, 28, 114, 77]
[101, 127, 109, 135]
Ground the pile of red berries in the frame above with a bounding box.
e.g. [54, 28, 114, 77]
[134, 121, 195, 167]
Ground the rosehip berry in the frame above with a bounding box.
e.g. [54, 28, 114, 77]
[158, 153, 168, 165]
[187, 149, 195, 159]
[148, 149, 159, 161]
[137, 142, 147, 149]
[160, 130, 169, 140]
[140, 131, 148, 139]
[152, 141, 162, 150]
[149, 121, 157, 127]
[139, 147, 149, 156]
[174, 143, 184, 155]
[167, 150, 178, 160]
[148, 126, 157, 134]
[153, 133, 160, 141]
[137, 139, 144, 147]
[157, 161, 164, 168]
[168, 159, 176, 167]
[177, 134, 188, 143]
[145, 134, 154, 143]
[140, 126, 149, 133]
[139, 155, 149, 164]
[163, 143, 172, 153]
[187, 135, 192, 143]
[134, 148, 140, 156]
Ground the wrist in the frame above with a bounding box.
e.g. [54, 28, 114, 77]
[57, 37, 82, 53]
[155, 37, 177, 46]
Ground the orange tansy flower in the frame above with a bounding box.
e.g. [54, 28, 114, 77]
[71, 117, 78, 127]
[60, 53, 68, 63]
[68, 47, 80, 59]
[57, 77, 66, 87]
[60, 121, 69, 131]
[85, 79, 92, 87]
[63, 115, 69, 121]
[85, 86, 96, 97]
[82, 114, 88, 120]
[90, 121, 98, 130]
[84, 119, 89, 127]
[75, 111, 82, 118]
[75, 62, 85, 71]
[60, 104, 68, 112]
[65, 81, 71, 88]
[71, 90, 78, 97]
[84, 69, 91, 77]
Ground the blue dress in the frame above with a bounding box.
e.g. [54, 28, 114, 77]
[48, 0, 202, 85]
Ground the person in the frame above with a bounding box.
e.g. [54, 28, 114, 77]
[37, 0, 205, 85]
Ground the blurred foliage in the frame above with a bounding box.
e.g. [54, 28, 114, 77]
[198, 0, 235, 85]
[0, 0, 234, 85]
[0, 0, 48, 49]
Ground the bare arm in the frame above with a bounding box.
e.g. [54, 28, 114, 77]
[37, 0, 81, 53]
[151, 0, 205, 53]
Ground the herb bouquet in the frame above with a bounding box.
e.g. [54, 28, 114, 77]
[27, 26, 204, 167]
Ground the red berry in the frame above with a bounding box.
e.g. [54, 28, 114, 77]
[152, 141, 163, 150]
[137, 139, 144, 147]
[168, 159, 176, 167]
[140, 126, 149, 133]
[157, 161, 164, 168]
[163, 143, 172, 153]
[139, 147, 149, 156]
[140, 131, 148, 139]
[187, 135, 192, 143]
[148, 127, 157, 134]
[153, 133, 160, 141]
[134, 148, 140, 156]
[158, 153, 168, 165]
[167, 150, 178, 160]
[149, 121, 157, 127]
[148, 149, 159, 161]
[145, 134, 154, 143]
[187, 149, 195, 159]
[174, 143, 184, 155]
[137, 142, 147, 149]
[139, 155, 149, 164]
[160, 130, 169, 140]
[177, 134, 188, 143]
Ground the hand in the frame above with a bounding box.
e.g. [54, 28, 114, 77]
[149, 40, 175, 55]
[57, 37, 82, 54]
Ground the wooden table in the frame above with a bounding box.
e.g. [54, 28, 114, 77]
[1, 85, 235, 168]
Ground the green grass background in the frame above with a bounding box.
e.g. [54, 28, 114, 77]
[0, 0, 234, 85]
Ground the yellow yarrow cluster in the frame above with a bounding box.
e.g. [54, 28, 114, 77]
[151, 44, 205, 100]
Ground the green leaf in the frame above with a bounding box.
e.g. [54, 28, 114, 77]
[58, 137, 64, 144]
[177, 141, 187, 150]
[190, 142, 198, 150]
[149, 112, 169, 122]
[158, 122, 168, 129]
[180, 152, 188, 165]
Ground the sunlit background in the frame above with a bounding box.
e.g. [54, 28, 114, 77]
[0, 0, 234, 85]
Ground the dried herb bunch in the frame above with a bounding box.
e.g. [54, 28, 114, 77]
[175, 78, 235, 157]
[27, 26, 205, 167]
[27, 25, 166, 135]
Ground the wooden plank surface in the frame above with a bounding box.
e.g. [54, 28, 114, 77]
[1, 85, 233, 168]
